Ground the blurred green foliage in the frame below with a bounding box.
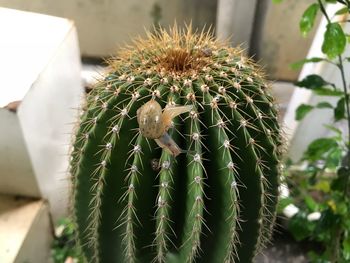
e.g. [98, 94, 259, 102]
[275, 0, 350, 262]
[51, 218, 84, 263]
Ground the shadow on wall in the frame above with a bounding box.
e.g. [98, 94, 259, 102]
[0, 0, 217, 57]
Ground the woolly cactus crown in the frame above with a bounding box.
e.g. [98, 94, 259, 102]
[71, 25, 282, 263]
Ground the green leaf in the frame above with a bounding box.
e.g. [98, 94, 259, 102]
[288, 213, 315, 241]
[335, 7, 349, 15]
[304, 137, 338, 161]
[343, 235, 350, 260]
[313, 180, 331, 193]
[277, 197, 294, 213]
[307, 251, 328, 262]
[324, 124, 342, 135]
[305, 196, 318, 211]
[319, 208, 336, 226]
[316, 101, 333, 109]
[272, 0, 283, 3]
[290, 57, 325, 70]
[313, 88, 344, 96]
[331, 166, 350, 191]
[322, 23, 346, 58]
[296, 104, 314, 120]
[295, 74, 329, 90]
[325, 147, 343, 168]
[295, 77, 342, 95]
[300, 3, 319, 37]
[335, 201, 348, 215]
[334, 97, 346, 120]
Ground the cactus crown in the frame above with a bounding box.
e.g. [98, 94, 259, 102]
[114, 25, 218, 75]
[71, 25, 282, 263]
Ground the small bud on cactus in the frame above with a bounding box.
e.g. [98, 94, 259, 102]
[70, 26, 282, 263]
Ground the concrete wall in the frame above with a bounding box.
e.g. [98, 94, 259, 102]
[215, 0, 319, 81]
[0, 0, 318, 81]
[258, 0, 320, 81]
[0, 0, 217, 58]
[216, 0, 257, 51]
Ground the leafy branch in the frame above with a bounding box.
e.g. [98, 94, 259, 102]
[275, 0, 350, 262]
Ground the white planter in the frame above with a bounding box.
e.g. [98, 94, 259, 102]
[0, 8, 84, 221]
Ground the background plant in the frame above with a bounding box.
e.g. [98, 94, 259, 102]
[52, 218, 84, 263]
[277, 0, 350, 262]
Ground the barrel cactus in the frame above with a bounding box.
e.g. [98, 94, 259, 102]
[70, 26, 282, 263]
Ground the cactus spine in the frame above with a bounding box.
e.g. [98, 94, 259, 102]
[71, 26, 282, 263]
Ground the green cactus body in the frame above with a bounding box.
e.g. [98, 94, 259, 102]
[71, 26, 282, 263]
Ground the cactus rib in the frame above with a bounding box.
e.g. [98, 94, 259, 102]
[154, 92, 180, 263]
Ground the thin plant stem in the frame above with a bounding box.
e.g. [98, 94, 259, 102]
[317, 1, 350, 262]
[337, 57, 350, 153]
[318, 0, 331, 23]
[318, 0, 350, 189]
